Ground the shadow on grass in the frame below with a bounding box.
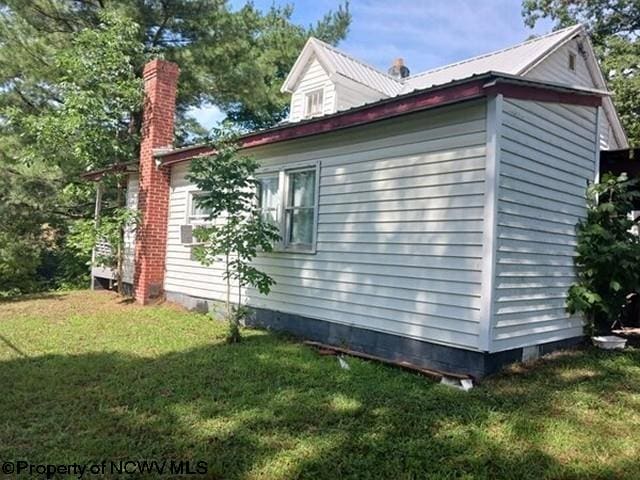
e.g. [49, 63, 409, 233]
[116, 297, 136, 305]
[0, 333, 639, 479]
[0, 291, 67, 304]
[0, 334, 27, 357]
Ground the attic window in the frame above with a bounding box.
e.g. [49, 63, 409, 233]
[568, 52, 576, 71]
[305, 89, 324, 118]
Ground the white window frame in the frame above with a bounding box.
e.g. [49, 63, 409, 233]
[186, 190, 213, 225]
[304, 89, 324, 118]
[256, 173, 281, 225]
[257, 160, 320, 253]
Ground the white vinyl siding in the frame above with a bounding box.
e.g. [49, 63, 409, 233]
[527, 39, 593, 87]
[491, 98, 598, 351]
[524, 37, 618, 149]
[164, 101, 487, 350]
[289, 56, 335, 122]
[122, 174, 139, 284]
[599, 111, 613, 149]
[334, 81, 386, 112]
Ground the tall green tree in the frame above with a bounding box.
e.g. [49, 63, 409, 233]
[1, 11, 143, 293]
[0, 1, 350, 293]
[522, 0, 640, 144]
[5, 10, 144, 174]
[0, 0, 350, 145]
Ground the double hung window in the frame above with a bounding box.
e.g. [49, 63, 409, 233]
[257, 163, 318, 252]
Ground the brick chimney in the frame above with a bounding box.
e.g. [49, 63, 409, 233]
[134, 59, 179, 304]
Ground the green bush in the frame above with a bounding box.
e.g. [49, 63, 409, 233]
[0, 232, 42, 296]
[568, 173, 640, 334]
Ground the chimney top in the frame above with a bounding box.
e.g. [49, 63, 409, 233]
[388, 58, 410, 79]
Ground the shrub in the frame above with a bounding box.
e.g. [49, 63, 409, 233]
[567, 173, 640, 334]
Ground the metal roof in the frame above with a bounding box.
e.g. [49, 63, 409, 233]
[281, 24, 626, 148]
[285, 25, 583, 97]
[401, 25, 583, 92]
[307, 38, 403, 97]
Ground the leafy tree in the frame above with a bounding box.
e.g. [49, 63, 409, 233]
[0, 166, 51, 295]
[0, 0, 350, 294]
[522, 0, 640, 144]
[0, 159, 68, 294]
[0, 1, 351, 146]
[187, 129, 280, 342]
[1, 10, 143, 294]
[567, 173, 640, 334]
[5, 10, 144, 174]
[67, 201, 140, 295]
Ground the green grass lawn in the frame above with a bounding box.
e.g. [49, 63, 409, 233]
[1, 291, 640, 479]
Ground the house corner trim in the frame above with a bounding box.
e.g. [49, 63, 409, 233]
[478, 94, 503, 352]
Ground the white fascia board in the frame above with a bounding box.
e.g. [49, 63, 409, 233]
[579, 33, 629, 148]
[281, 38, 336, 93]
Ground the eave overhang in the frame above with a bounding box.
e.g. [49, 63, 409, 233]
[81, 162, 139, 182]
[157, 72, 605, 168]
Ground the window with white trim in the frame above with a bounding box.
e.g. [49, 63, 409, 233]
[257, 163, 318, 252]
[285, 169, 315, 247]
[305, 89, 324, 118]
[257, 174, 280, 225]
[187, 191, 213, 224]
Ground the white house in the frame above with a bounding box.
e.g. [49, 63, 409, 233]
[92, 25, 627, 378]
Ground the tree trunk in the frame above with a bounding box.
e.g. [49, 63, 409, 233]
[225, 251, 241, 343]
[225, 252, 231, 317]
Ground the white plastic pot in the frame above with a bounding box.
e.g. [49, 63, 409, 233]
[592, 335, 627, 350]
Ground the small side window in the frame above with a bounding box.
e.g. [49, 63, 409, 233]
[188, 191, 213, 224]
[568, 52, 576, 72]
[305, 89, 324, 118]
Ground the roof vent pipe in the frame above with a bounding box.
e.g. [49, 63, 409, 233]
[388, 58, 410, 79]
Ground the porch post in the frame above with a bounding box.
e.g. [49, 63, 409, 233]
[90, 181, 104, 290]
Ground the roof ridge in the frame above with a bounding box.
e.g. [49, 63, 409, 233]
[309, 37, 403, 84]
[404, 24, 583, 82]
